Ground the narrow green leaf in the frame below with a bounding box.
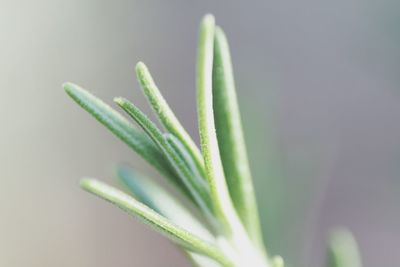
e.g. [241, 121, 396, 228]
[327, 229, 362, 267]
[63, 83, 175, 180]
[80, 178, 233, 267]
[116, 164, 214, 242]
[114, 97, 214, 220]
[196, 14, 241, 235]
[212, 26, 263, 245]
[135, 62, 205, 177]
[164, 133, 208, 190]
[116, 166, 221, 267]
[116, 164, 160, 214]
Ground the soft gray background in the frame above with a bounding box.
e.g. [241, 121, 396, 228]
[1, 1, 399, 266]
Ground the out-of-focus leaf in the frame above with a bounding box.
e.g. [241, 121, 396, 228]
[80, 178, 233, 266]
[327, 229, 362, 267]
[116, 164, 214, 242]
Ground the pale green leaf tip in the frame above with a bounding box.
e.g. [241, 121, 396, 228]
[329, 228, 359, 251]
[202, 13, 215, 25]
[113, 97, 125, 106]
[114, 97, 139, 116]
[135, 61, 152, 86]
[136, 61, 146, 72]
[80, 178, 96, 191]
[63, 82, 87, 100]
[79, 178, 118, 200]
[135, 62, 150, 82]
[114, 97, 134, 113]
[271, 255, 284, 267]
[63, 82, 76, 94]
[62, 82, 71, 89]
[328, 228, 362, 267]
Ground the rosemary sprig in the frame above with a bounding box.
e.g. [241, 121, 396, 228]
[65, 14, 362, 267]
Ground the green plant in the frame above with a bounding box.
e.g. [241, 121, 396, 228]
[64, 14, 361, 267]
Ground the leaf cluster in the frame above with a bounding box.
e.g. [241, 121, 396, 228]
[65, 14, 362, 267]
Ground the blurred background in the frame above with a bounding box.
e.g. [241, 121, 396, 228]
[1, 1, 399, 266]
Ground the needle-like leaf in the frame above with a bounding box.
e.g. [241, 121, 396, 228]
[116, 164, 214, 242]
[80, 178, 233, 267]
[64, 83, 175, 180]
[65, 14, 286, 267]
[114, 97, 214, 220]
[212, 26, 263, 246]
[196, 14, 241, 236]
[164, 133, 207, 189]
[116, 165, 221, 267]
[327, 229, 362, 267]
[136, 62, 205, 177]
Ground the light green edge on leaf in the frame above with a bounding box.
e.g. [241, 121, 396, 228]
[212, 26, 263, 247]
[164, 133, 209, 192]
[63, 83, 175, 181]
[196, 14, 241, 236]
[164, 133, 220, 231]
[80, 178, 233, 267]
[115, 164, 214, 242]
[114, 97, 214, 221]
[135, 62, 206, 178]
